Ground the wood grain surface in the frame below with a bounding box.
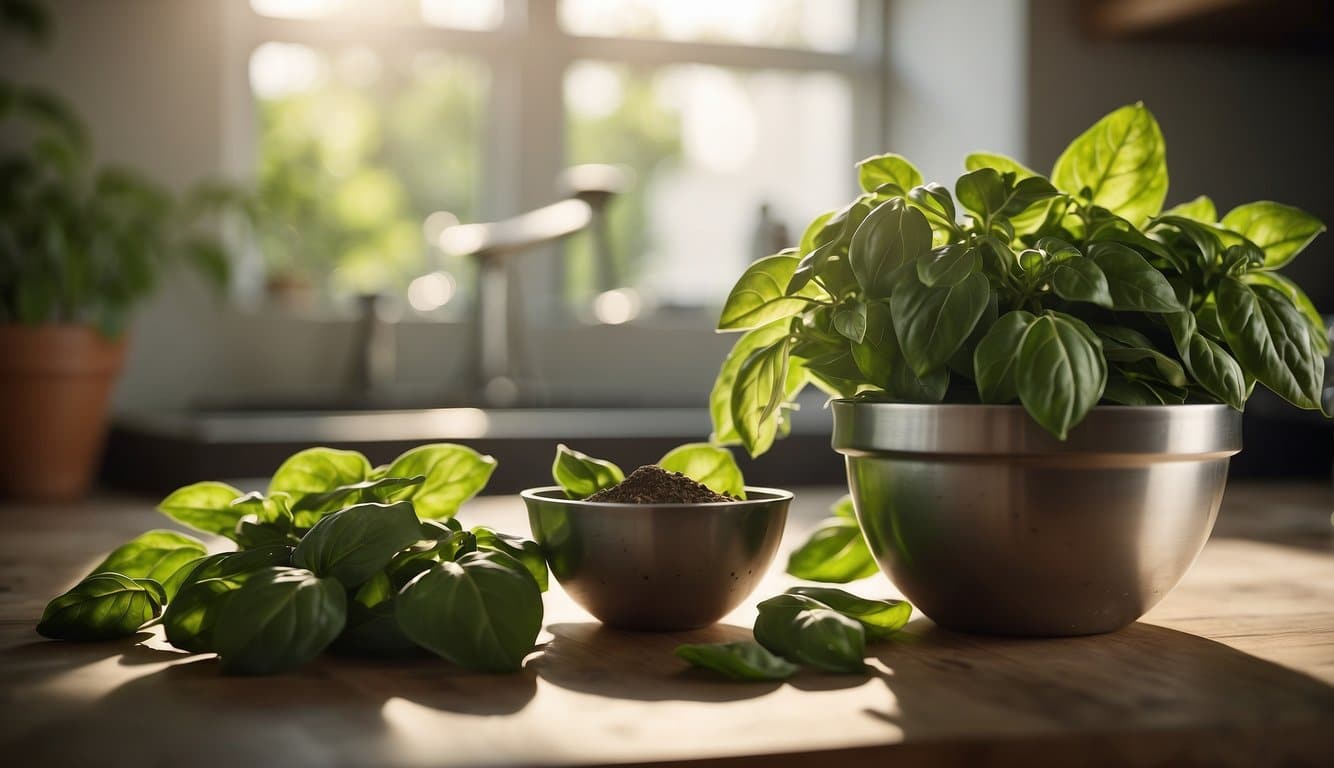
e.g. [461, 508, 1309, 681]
[1, 482, 1331, 767]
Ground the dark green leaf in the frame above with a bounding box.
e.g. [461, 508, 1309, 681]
[552, 443, 624, 499]
[292, 501, 423, 588]
[675, 642, 798, 681]
[472, 526, 549, 592]
[852, 301, 948, 402]
[1089, 242, 1183, 312]
[849, 199, 932, 299]
[163, 546, 292, 653]
[832, 300, 868, 343]
[1215, 277, 1323, 409]
[973, 310, 1036, 403]
[891, 271, 990, 378]
[916, 243, 979, 288]
[214, 567, 346, 675]
[1016, 313, 1106, 439]
[1165, 311, 1247, 410]
[395, 550, 544, 673]
[1051, 257, 1112, 307]
[1242, 271, 1329, 355]
[37, 572, 165, 641]
[753, 594, 865, 674]
[784, 587, 912, 640]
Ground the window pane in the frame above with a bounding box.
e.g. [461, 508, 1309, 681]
[559, 0, 859, 52]
[250, 42, 488, 306]
[565, 62, 853, 310]
[249, 0, 504, 30]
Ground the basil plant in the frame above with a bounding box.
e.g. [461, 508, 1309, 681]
[712, 103, 1328, 453]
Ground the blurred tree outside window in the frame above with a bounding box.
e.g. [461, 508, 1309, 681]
[245, 0, 878, 320]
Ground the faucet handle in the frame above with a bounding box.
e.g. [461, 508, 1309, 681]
[558, 164, 633, 210]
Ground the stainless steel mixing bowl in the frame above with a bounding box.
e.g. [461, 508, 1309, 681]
[522, 486, 791, 631]
[832, 401, 1242, 636]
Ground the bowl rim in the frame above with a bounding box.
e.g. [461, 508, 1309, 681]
[519, 485, 794, 508]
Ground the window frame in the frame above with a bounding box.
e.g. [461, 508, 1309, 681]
[228, 0, 889, 320]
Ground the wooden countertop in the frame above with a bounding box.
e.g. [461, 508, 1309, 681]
[1, 482, 1332, 767]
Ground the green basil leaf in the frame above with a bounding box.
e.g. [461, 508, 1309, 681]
[675, 641, 799, 681]
[472, 526, 550, 592]
[753, 594, 866, 674]
[1102, 374, 1185, 406]
[334, 599, 420, 658]
[786, 517, 879, 583]
[1089, 242, 1183, 312]
[1101, 345, 1188, 388]
[891, 270, 990, 378]
[163, 546, 292, 653]
[964, 152, 1038, 178]
[292, 501, 423, 588]
[955, 168, 1007, 221]
[268, 448, 372, 504]
[731, 335, 794, 458]
[214, 567, 347, 676]
[37, 572, 165, 641]
[916, 243, 980, 288]
[710, 321, 794, 446]
[973, 310, 1037, 404]
[856, 153, 922, 194]
[907, 183, 958, 230]
[784, 587, 912, 640]
[291, 475, 426, 527]
[657, 443, 745, 498]
[831, 300, 868, 343]
[552, 443, 624, 499]
[1162, 195, 1217, 224]
[1016, 313, 1106, 439]
[1051, 256, 1112, 308]
[395, 550, 544, 673]
[799, 210, 835, 255]
[384, 443, 497, 519]
[231, 491, 294, 526]
[850, 199, 932, 299]
[157, 480, 245, 539]
[852, 301, 948, 402]
[1215, 277, 1323, 409]
[88, 529, 207, 600]
[1165, 311, 1247, 410]
[1051, 103, 1167, 226]
[718, 253, 812, 331]
[1242, 271, 1329, 355]
[1220, 201, 1325, 269]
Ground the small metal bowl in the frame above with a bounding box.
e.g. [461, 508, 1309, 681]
[522, 486, 792, 631]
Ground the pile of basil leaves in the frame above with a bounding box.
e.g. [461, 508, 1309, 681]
[37, 444, 548, 675]
[711, 103, 1329, 458]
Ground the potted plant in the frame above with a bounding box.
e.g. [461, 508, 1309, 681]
[710, 104, 1329, 636]
[0, 7, 247, 500]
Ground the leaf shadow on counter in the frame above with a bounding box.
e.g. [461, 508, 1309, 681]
[850, 618, 1334, 764]
[532, 621, 868, 702]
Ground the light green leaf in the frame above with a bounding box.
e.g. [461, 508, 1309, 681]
[730, 335, 794, 458]
[157, 481, 245, 539]
[268, 448, 371, 504]
[1163, 195, 1217, 223]
[1052, 103, 1168, 226]
[710, 321, 793, 446]
[384, 443, 497, 518]
[37, 572, 166, 641]
[552, 443, 624, 499]
[658, 443, 745, 498]
[857, 153, 922, 194]
[89, 530, 208, 601]
[1220, 201, 1325, 269]
[718, 253, 813, 331]
[784, 587, 912, 640]
[786, 516, 879, 583]
[753, 594, 865, 674]
[292, 501, 423, 588]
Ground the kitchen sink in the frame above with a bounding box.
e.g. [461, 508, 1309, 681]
[100, 391, 843, 494]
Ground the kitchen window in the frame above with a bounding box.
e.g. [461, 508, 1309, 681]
[236, 0, 887, 324]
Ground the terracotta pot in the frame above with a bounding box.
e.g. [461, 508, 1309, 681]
[0, 325, 127, 501]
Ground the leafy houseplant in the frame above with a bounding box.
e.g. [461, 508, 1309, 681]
[710, 104, 1329, 636]
[0, 3, 250, 499]
[711, 103, 1327, 452]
